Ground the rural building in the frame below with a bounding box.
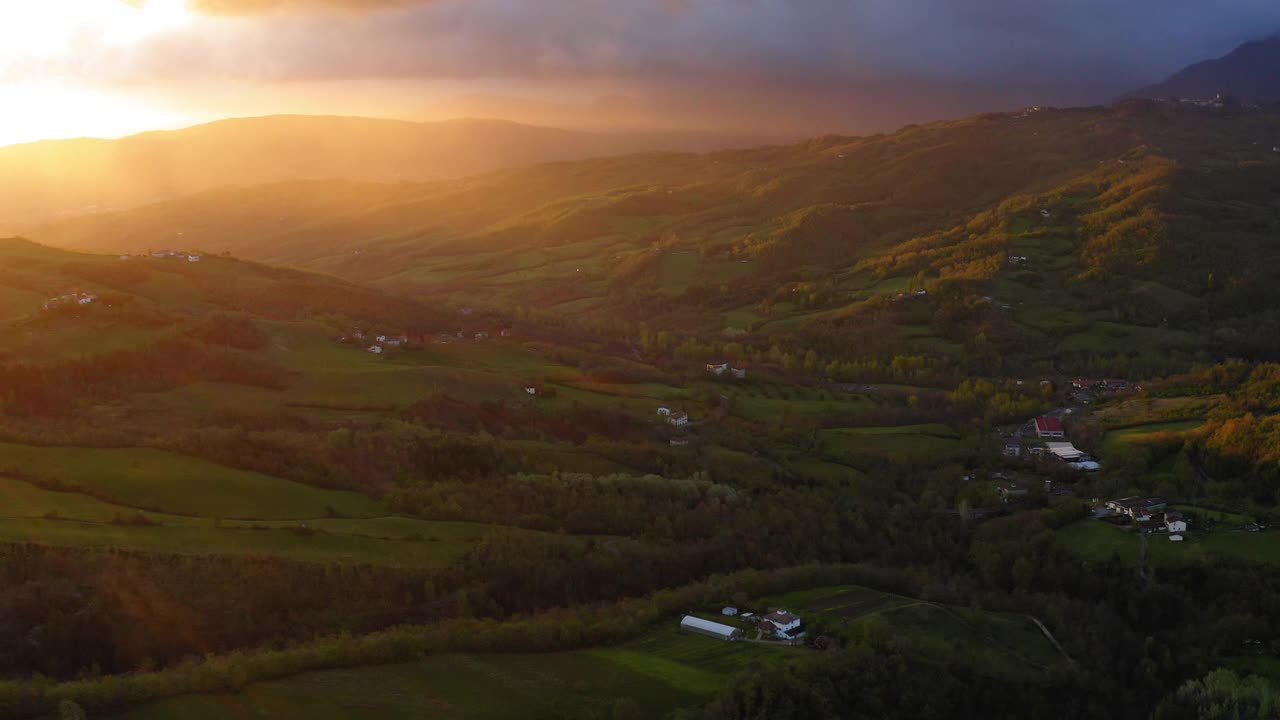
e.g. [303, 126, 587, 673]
[1070, 460, 1101, 472]
[1004, 443, 1022, 458]
[997, 483, 1029, 502]
[722, 607, 738, 617]
[763, 610, 801, 637]
[1071, 378, 1100, 390]
[367, 346, 383, 355]
[1040, 209, 1052, 218]
[1045, 442, 1085, 462]
[1170, 534, 1184, 542]
[706, 363, 729, 376]
[1034, 417, 1065, 439]
[187, 255, 201, 263]
[657, 407, 672, 416]
[525, 387, 538, 396]
[475, 332, 489, 340]
[1107, 497, 1168, 519]
[669, 412, 690, 427]
[680, 615, 742, 641]
[670, 438, 690, 447]
[731, 368, 747, 379]
[1165, 511, 1188, 534]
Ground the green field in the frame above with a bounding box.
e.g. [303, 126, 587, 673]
[0, 476, 537, 567]
[113, 625, 789, 720]
[819, 424, 967, 466]
[755, 585, 1066, 678]
[1100, 420, 1204, 456]
[0, 443, 382, 519]
[1060, 520, 1280, 567]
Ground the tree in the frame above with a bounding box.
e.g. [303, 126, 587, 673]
[57, 700, 87, 720]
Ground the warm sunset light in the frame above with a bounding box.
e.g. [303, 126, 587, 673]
[2, 2, 1280, 717]
[0, 0, 196, 145]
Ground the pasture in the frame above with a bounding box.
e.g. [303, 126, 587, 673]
[819, 424, 967, 466]
[0, 443, 382, 519]
[0, 476, 538, 567]
[112, 625, 786, 720]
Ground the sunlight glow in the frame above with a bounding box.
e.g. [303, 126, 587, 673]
[0, 1, 198, 145]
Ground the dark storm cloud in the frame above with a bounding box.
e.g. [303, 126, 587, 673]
[92, 0, 1280, 132]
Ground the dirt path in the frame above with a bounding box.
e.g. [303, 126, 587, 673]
[1026, 615, 1077, 668]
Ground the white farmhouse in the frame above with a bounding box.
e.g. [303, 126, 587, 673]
[668, 412, 689, 428]
[763, 610, 801, 637]
[1165, 511, 1188, 534]
[368, 346, 384, 355]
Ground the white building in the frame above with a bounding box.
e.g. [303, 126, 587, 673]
[763, 610, 801, 637]
[1165, 512, 1188, 534]
[669, 412, 689, 427]
[1045, 442, 1084, 462]
[706, 363, 729, 376]
[367, 346, 383, 355]
[657, 407, 672, 416]
[525, 387, 538, 396]
[722, 607, 738, 617]
[680, 615, 742, 641]
[187, 255, 202, 263]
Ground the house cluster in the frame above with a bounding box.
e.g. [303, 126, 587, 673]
[431, 328, 512, 345]
[1003, 415, 1100, 471]
[1068, 377, 1130, 405]
[706, 362, 747, 380]
[1007, 255, 1029, 267]
[891, 289, 930, 302]
[657, 406, 690, 428]
[151, 250, 202, 263]
[1103, 497, 1188, 540]
[42, 291, 98, 311]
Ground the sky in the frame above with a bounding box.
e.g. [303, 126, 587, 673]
[0, 0, 1278, 146]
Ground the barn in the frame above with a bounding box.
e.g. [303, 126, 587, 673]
[680, 615, 743, 641]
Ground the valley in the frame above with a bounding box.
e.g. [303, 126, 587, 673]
[3, 101, 1280, 720]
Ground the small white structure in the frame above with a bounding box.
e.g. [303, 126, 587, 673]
[722, 607, 738, 617]
[668, 412, 689, 428]
[1040, 209, 1052, 218]
[706, 363, 729, 376]
[1165, 512, 1187, 534]
[680, 615, 742, 641]
[1170, 534, 1184, 542]
[367, 346, 384, 355]
[657, 407, 672, 416]
[525, 387, 538, 396]
[376, 335, 388, 343]
[187, 255, 201, 263]
[731, 368, 747, 379]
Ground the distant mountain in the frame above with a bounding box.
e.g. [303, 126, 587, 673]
[1128, 35, 1280, 102]
[33, 104, 1280, 368]
[0, 115, 765, 232]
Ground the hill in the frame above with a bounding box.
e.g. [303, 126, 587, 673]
[1128, 35, 1280, 102]
[32, 103, 1280, 375]
[0, 115, 759, 232]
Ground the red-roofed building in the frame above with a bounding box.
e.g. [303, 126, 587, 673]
[1034, 417, 1065, 439]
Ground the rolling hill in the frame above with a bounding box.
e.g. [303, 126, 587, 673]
[0, 115, 761, 232]
[31, 103, 1280, 374]
[1128, 34, 1280, 102]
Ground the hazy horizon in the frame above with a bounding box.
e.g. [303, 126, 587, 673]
[2, 0, 1279, 147]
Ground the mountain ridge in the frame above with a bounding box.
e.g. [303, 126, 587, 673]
[0, 114, 769, 233]
[1128, 34, 1280, 101]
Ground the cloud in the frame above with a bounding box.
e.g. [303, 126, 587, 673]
[187, 0, 435, 14]
[41, 0, 1280, 134]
